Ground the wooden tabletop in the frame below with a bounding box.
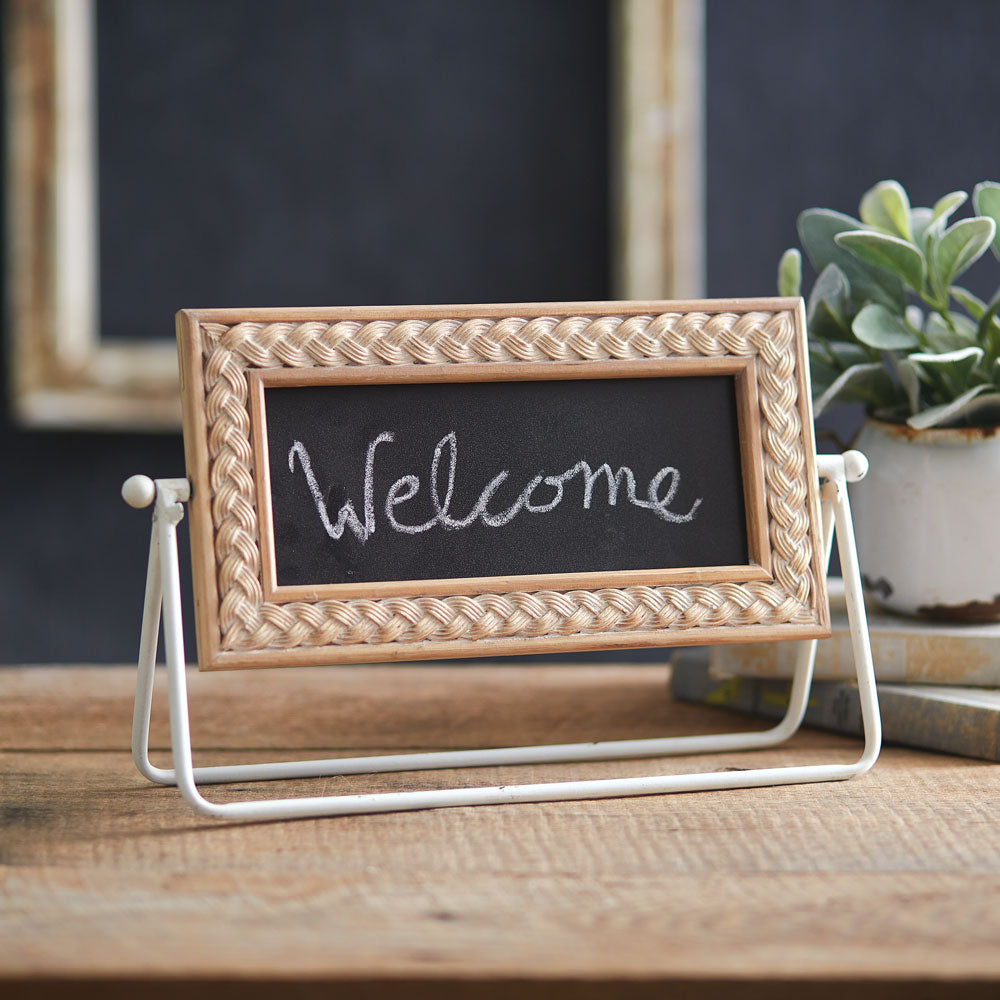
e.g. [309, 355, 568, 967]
[3, 662, 1000, 999]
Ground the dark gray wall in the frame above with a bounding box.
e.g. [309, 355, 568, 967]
[0, 0, 608, 663]
[97, 0, 610, 338]
[3, 0, 1000, 662]
[706, 0, 1000, 303]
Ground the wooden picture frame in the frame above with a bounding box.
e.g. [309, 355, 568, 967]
[177, 298, 830, 671]
[4, 0, 704, 429]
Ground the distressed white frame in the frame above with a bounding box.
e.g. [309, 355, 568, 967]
[5, 0, 704, 429]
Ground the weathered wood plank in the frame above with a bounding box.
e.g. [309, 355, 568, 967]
[3, 746, 996, 871]
[3, 861, 1000, 980]
[0, 663, 750, 751]
[3, 665, 1000, 994]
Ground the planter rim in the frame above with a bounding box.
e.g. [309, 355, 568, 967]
[862, 415, 1000, 444]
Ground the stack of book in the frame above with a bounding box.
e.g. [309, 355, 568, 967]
[669, 579, 1000, 761]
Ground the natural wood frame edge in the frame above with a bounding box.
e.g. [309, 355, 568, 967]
[247, 357, 773, 604]
[200, 622, 831, 672]
[177, 308, 221, 672]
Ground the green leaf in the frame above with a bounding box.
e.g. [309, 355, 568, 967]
[930, 217, 996, 295]
[966, 391, 1000, 423]
[778, 248, 801, 297]
[835, 230, 925, 291]
[860, 180, 913, 241]
[896, 358, 922, 414]
[980, 287, 1000, 342]
[797, 209, 904, 310]
[973, 181, 1000, 259]
[923, 313, 977, 353]
[911, 193, 967, 260]
[828, 341, 871, 365]
[808, 342, 871, 394]
[806, 263, 852, 339]
[932, 190, 968, 224]
[909, 344, 984, 367]
[910, 207, 935, 249]
[809, 299, 851, 344]
[851, 303, 919, 350]
[953, 312, 978, 339]
[907, 385, 1000, 429]
[951, 285, 987, 320]
[808, 263, 849, 314]
[920, 214, 950, 259]
[808, 351, 838, 393]
[907, 347, 985, 398]
[814, 362, 894, 416]
[978, 289, 1000, 367]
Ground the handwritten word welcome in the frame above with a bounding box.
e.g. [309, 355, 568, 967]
[287, 431, 702, 544]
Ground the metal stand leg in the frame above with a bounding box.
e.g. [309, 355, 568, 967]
[128, 453, 881, 821]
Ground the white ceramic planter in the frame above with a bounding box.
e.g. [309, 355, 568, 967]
[850, 419, 1000, 621]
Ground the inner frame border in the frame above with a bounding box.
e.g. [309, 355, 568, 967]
[248, 358, 772, 603]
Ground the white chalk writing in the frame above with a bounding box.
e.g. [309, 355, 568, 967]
[287, 431, 702, 544]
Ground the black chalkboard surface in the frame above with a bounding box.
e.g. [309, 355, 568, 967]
[262, 375, 748, 592]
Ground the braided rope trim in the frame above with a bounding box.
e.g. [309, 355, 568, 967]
[196, 309, 821, 653]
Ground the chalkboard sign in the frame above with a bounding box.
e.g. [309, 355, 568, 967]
[256, 372, 748, 596]
[178, 300, 830, 670]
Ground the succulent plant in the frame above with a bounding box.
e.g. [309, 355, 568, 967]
[779, 180, 1000, 428]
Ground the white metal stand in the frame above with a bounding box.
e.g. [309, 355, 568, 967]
[126, 451, 880, 821]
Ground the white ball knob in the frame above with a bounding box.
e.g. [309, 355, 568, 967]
[122, 475, 156, 509]
[842, 450, 869, 483]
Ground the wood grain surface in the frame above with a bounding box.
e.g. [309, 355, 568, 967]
[3, 663, 1000, 998]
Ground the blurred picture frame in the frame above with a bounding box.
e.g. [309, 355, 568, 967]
[5, 0, 704, 429]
